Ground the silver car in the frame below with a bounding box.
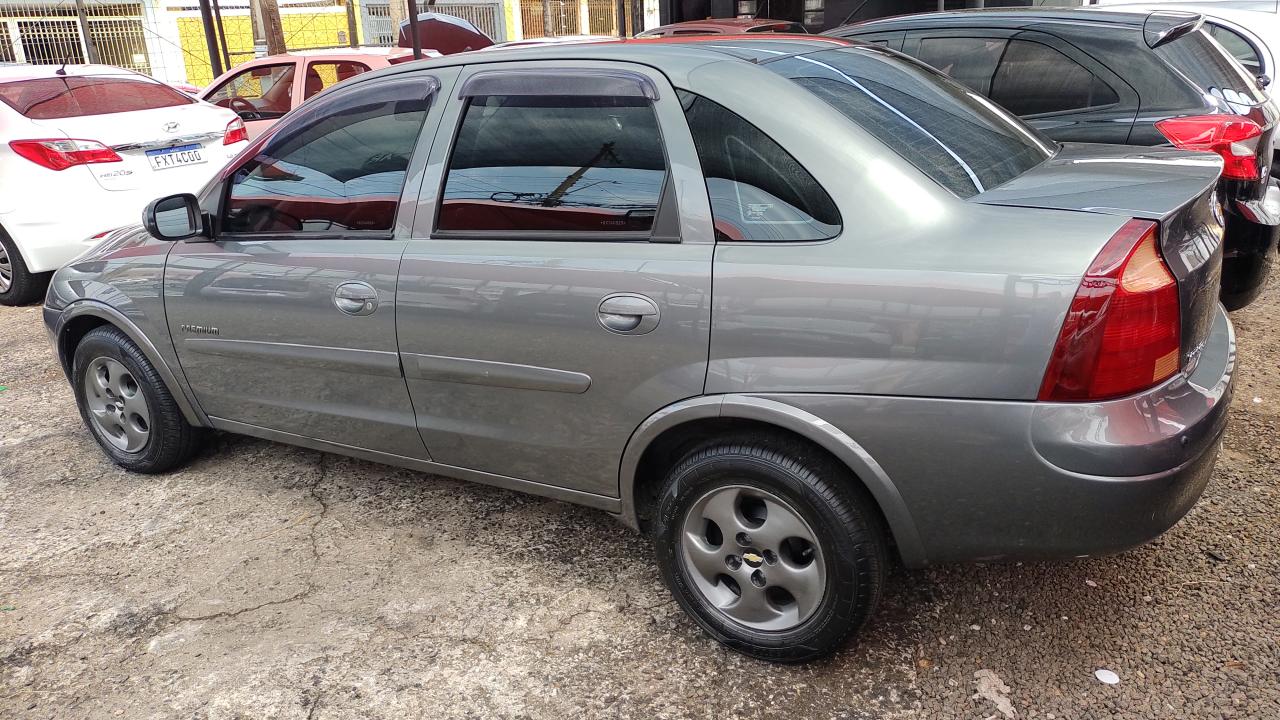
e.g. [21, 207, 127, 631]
[43, 37, 1235, 662]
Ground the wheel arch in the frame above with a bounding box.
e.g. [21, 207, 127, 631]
[619, 394, 928, 568]
[54, 301, 209, 427]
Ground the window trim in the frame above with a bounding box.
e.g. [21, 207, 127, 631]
[430, 91, 677, 243]
[457, 67, 660, 101]
[990, 38, 1122, 119]
[215, 75, 441, 241]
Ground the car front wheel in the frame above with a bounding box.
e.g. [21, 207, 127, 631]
[72, 325, 205, 473]
[653, 437, 888, 663]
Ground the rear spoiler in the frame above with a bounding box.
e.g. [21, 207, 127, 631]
[1143, 11, 1203, 49]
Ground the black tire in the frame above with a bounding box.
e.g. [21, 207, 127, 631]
[653, 436, 888, 663]
[0, 227, 51, 306]
[71, 325, 205, 473]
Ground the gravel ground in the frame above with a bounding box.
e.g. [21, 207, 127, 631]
[2, 280, 1278, 720]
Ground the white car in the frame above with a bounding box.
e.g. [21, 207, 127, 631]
[1089, 2, 1276, 81]
[0, 64, 249, 304]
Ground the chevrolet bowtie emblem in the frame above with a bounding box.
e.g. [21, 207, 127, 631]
[742, 552, 763, 564]
[163, 121, 180, 133]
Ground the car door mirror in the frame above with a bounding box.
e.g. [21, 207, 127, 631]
[144, 193, 207, 241]
[1257, 73, 1271, 89]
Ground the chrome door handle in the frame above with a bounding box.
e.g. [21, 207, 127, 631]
[334, 281, 379, 316]
[598, 293, 660, 334]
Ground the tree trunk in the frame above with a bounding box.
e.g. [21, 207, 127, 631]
[259, 0, 287, 55]
[389, 0, 408, 45]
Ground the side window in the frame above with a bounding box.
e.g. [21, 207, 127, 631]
[303, 61, 372, 101]
[222, 78, 434, 234]
[916, 37, 1007, 95]
[1206, 24, 1263, 77]
[438, 94, 668, 234]
[205, 63, 295, 118]
[990, 40, 1119, 116]
[678, 90, 840, 242]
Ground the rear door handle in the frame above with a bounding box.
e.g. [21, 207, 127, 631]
[598, 293, 660, 334]
[334, 281, 379, 316]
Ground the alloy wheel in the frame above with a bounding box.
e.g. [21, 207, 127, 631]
[0, 244, 11, 293]
[679, 484, 827, 631]
[83, 357, 151, 453]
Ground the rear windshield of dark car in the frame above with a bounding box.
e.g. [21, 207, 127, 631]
[1156, 29, 1266, 107]
[0, 76, 194, 119]
[762, 46, 1055, 198]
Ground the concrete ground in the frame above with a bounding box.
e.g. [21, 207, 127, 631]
[1, 283, 1278, 720]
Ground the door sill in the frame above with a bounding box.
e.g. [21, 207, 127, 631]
[207, 416, 623, 513]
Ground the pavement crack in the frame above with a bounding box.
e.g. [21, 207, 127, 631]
[173, 587, 314, 622]
[170, 454, 331, 625]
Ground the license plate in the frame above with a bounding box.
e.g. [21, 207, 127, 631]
[146, 143, 206, 171]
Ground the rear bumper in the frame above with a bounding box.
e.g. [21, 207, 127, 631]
[1221, 180, 1280, 309]
[1, 195, 147, 274]
[761, 305, 1235, 567]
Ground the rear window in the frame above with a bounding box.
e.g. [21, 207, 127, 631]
[763, 46, 1054, 198]
[1155, 29, 1266, 108]
[0, 76, 193, 119]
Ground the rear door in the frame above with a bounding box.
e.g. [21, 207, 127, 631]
[164, 71, 455, 457]
[300, 59, 374, 103]
[901, 28, 1016, 95]
[396, 61, 715, 499]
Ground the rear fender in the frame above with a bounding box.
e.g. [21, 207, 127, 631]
[618, 394, 928, 567]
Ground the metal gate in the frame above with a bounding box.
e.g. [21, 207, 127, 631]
[359, 0, 505, 46]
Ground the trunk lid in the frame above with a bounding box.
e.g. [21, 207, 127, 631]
[31, 102, 234, 192]
[975, 142, 1225, 378]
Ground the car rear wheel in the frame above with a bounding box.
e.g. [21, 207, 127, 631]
[72, 325, 205, 473]
[0, 229, 50, 306]
[653, 437, 887, 662]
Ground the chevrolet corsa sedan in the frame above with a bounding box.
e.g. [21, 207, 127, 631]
[44, 38, 1235, 662]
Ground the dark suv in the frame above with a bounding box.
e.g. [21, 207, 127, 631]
[829, 9, 1280, 309]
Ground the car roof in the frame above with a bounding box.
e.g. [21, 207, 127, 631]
[0, 64, 144, 84]
[328, 35, 860, 98]
[422, 34, 852, 63]
[661, 17, 799, 29]
[841, 7, 1163, 33]
[285, 46, 408, 58]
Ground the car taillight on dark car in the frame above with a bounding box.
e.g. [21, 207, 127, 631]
[8, 138, 122, 171]
[1156, 114, 1263, 181]
[1039, 219, 1181, 402]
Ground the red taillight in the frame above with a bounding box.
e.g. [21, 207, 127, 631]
[8, 138, 121, 171]
[1156, 114, 1263, 181]
[223, 117, 248, 145]
[1039, 219, 1181, 402]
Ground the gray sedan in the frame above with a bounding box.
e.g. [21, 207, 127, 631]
[43, 37, 1234, 662]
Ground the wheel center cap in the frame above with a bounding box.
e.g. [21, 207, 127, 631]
[741, 550, 764, 568]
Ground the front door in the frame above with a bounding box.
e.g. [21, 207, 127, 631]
[165, 73, 452, 457]
[396, 62, 716, 498]
[202, 62, 298, 141]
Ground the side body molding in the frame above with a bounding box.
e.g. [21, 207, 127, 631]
[53, 300, 210, 427]
[618, 394, 927, 568]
